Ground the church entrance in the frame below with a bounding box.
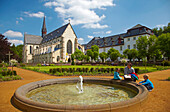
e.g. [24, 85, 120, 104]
[68, 58, 71, 63]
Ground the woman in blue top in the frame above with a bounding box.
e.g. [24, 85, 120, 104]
[138, 74, 154, 91]
[113, 68, 122, 80]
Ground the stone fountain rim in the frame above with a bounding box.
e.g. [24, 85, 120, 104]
[13, 77, 148, 111]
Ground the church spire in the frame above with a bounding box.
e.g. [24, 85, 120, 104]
[42, 16, 47, 37]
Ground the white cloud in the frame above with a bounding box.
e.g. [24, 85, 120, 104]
[106, 30, 112, 34]
[8, 39, 23, 45]
[78, 38, 85, 44]
[44, 0, 115, 28]
[3, 30, 23, 37]
[16, 21, 19, 24]
[16, 17, 24, 21]
[82, 23, 108, 29]
[24, 11, 45, 18]
[156, 24, 165, 28]
[78, 38, 84, 41]
[88, 35, 93, 39]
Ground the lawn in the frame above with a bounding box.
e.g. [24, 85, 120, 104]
[23, 65, 169, 75]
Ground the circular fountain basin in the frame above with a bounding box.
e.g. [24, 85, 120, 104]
[12, 78, 148, 112]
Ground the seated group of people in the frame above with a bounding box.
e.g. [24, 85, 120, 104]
[113, 63, 154, 91]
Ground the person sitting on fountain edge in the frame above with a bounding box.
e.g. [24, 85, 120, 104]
[138, 74, 154, 91]
[124, 63, 135, 81]
[113, 68, 122, 80]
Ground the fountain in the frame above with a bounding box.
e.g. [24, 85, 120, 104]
[76, 75, 83, 93]
[12, 77, 148, 112]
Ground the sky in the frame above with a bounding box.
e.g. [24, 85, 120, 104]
[0, 0, 170, 45]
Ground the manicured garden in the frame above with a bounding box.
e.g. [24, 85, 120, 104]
[21, 64, 170, 76]
[0, 63, 21, 81]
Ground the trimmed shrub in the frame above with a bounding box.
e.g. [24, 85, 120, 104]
[120, 68, 124, 73]
[72, 68, 75, 72]
[82, 68, 86, 72]
[76, 68, 80, 72]
[100, 68, 104, 73]
[134, 68, 139, 73]
[62, 68, 65, 72]
[2, 71, 7, 76]
[90, 68, 94, 72]
[103, 68, 107, 73]
[49, 69, 53, 73]
[85, 68, 89, 72]
[52, 69, 57, 74]
[12, 71, 17, 76]
[79, 68, 83, 72]
[106, 68, 110, 73]
[37, 64, 41, 67]
[20, 63, 26, 67]
[111, 68, 114, 72]
[95, 68, 99, 72]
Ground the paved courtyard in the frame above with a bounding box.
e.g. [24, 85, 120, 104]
[0, 67, 170, 112]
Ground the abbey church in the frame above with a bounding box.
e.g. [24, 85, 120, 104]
[23, 17, 84, 63]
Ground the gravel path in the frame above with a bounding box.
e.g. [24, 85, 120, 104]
[0, 67, 169, 112]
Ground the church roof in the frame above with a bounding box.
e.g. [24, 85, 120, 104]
[24, 34, 42, 44]
[41, 23, 70, 43]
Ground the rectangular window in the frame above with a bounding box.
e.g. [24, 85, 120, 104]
[133, 44, 136, 49]
[133, 37, 136, 40]
[128, 45, 130, 49]
[120, 46, 122, 51]
[128, 38, 130, 41]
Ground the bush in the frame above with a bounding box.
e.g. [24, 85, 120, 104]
[12, 71, 17, 76]
[73, 68, 76, 72]
[106, 68, 110, 73]
[82, 68, 86, 72]
[0, 63, 3, 67]
[90, 68, 94, 72]
[100, 68, 104, 73]
[95, 68, 99, 72]
[168, 77, 170, 81]
[111, 68, 114, 72]
[62, 68, 65, 72]
[120, 68, 124, 73]
[134, 68, 139, 73]
[2, 71, 7, 76]
[103, 68, 107, 73]
[162, 60, 170, 66]
[69, 68, 73, 73]
[52, 69, 57, 74]
[37, 64, 41, 67]
[20, 63, 26, 67]
[49, 69, 53, 73]
[85, 68, 89, 72]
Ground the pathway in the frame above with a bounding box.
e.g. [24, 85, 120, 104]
[0, 67, 170, 112]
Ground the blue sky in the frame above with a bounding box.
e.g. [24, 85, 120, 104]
[0, 0, 169, 45]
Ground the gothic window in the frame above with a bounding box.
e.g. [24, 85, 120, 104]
[30, 46, 32, 54]
[57, 56, 60, 62]
[133, 44, 136, 49]
[67, 40, 72, 54]
[128, 45, 130, 49]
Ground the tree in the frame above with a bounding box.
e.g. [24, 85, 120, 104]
[130, 49, 138, 62]
[0, 34, 11, 62]
[84, 55, 90, 62]
[107, 48, 120, 62]
[71, 54, 75, 65]
[86, 49, 93, 61]
[157, 33, 170, 60]
[136, 36, 148, 59]
[86, 45, 99, 62]
[74, 48, 84, 61]
[99, 52, 108, 62]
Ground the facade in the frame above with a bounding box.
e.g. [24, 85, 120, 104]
[84, 24, 153, 60]
[23, 17, 84, 63]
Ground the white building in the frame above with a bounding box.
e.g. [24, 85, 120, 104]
[84, 24, 153, 60]
[23, 17, 84, 63]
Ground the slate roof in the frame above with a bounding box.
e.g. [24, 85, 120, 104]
[124, 24, 153, 38]
[24, 34, 42, 44]
[84, 33, 125, 50]
[41, 23, 69, 43]
[84, 24, 153, 50]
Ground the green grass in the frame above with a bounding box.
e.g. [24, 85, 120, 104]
[23, 65, 170, 75]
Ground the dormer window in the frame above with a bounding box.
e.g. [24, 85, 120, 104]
[128, 38, 130, 41]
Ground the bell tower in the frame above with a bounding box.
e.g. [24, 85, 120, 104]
[41, 16, 47, 37]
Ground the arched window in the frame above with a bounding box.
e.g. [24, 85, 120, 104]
[67, 40, 72, 54]
[57, 56, 60, 62]
[48, 47, 51, 53]
[30, 46, 32, 54]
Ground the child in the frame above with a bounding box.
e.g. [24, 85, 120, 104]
[138, 74, 154, 91]
[113, 68, 122, 80]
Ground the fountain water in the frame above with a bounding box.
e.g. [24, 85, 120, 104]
[76, 75, 83, 93]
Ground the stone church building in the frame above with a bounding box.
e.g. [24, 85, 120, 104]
[23, 17, 84, 63]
